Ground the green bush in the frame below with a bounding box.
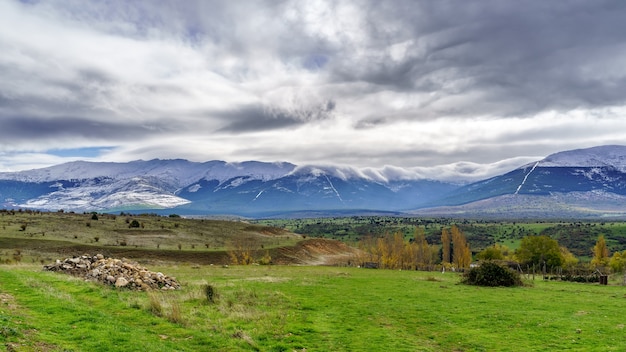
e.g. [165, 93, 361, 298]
[461, 262, 523, 287]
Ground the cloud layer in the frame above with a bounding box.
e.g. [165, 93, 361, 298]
[2, 0, 626, 180]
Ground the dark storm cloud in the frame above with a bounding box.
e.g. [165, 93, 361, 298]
[217, 100, 336, 133]
[330, 0, 626, 118]
[0, 115, 174, 141]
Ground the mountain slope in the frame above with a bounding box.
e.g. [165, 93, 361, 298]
[0, 159, 458, 215]
[414, 145, 626, 217]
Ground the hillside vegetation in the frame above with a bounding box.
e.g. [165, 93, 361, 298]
[255, 216, 626, 260]
[0, 210, 302, 265]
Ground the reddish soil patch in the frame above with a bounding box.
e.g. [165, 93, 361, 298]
[273, 238, 362, 265]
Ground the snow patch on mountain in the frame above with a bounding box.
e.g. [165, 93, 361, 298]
[539, 145, 626, 171]
[0, 159, 298, 186]
[187, 184, 202, 193]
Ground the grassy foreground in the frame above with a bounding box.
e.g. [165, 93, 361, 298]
[1, 264, 626, 351]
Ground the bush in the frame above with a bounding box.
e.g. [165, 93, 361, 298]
[204, 284, 217, 303]
[462, 262, 523, 287]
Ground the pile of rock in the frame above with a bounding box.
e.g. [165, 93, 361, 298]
[43, 254, 181, 291]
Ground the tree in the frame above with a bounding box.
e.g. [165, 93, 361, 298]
[441, 228, 451, 265]
[609, 251, 626, 273]
[591, 235, 610, 268]
[515, 235, 563, 269]
[228, 237, 257, 265]
[560, 246, 579, 269]
[476, 244, 510, 261]
[413, 227, 433, 269]
[376, 232, 405, 269]
[360, 229, 435, 270]
[451, 225, 471, 269]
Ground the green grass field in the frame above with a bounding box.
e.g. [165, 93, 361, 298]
[2, 264, 626, 351]
[2, 212, 626, 350]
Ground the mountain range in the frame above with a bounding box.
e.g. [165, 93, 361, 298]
[1, 145, 626, 218]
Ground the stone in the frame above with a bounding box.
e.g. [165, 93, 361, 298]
[115, 277, 129, 287]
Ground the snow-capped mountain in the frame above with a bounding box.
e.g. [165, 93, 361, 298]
[0, 159, 456, 215]
[538, 145, 626, 170]
[415, 145, 626, 218]
[2, 145, 626, 217]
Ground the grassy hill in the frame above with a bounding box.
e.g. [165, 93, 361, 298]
[0, 210, 302, 265]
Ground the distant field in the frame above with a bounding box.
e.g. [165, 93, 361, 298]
[2, 264, 626, 351]
[254, 216, 626, 260]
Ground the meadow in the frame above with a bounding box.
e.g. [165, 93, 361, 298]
[2, 211, 626, 351]
[1, 264, 626, 351]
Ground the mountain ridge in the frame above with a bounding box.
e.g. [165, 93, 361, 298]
[1, 145, 626, 218]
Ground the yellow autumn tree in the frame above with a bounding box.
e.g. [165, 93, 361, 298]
[228, 237, 257, 265]
[560, 246, 579, 269]
[413, 227, 433, 269]
[609, 250, 626, 273]
[591, 235, 610, 268]
[358, 235, 379, 264]
[451, 225, 471, 269]
[360, 228, 435, 270]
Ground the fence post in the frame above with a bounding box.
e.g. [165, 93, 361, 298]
[599, 275, 608, 285]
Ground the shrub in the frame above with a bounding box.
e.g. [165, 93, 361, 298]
[129, 220, 140, 228]
[462, 262, 523, 287]
[204, 284, 217, 303]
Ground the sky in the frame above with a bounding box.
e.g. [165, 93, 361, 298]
[2, 0, 626, 181]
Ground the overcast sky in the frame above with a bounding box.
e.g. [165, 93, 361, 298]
[2, 0, 626, 181]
